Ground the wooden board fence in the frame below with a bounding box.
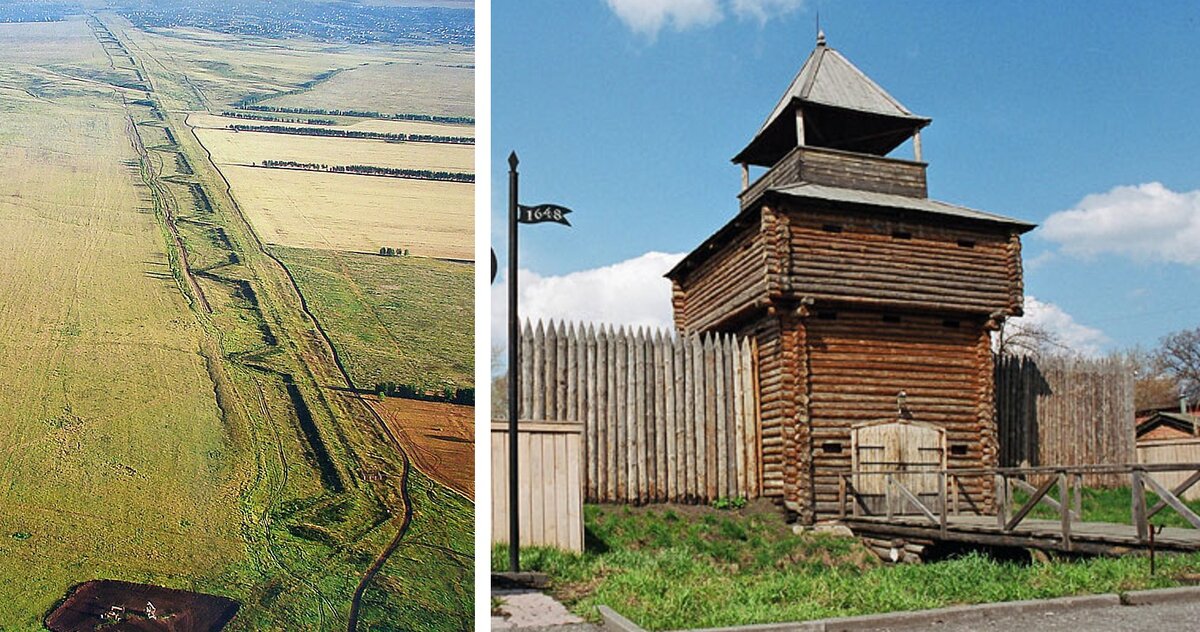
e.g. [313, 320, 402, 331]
[1139, 439, 1200, 501]
[491, 421, 584, 551]
[995, 355, 1135, 488]
[517, 320, 761, 504]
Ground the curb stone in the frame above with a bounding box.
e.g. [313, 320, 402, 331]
[597, 585, 1200, 632]
[599, 605, 650, 632]
[1121, 585, 1200, 606]
[815, 594, 1119, 631]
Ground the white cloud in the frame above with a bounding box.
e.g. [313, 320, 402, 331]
[1002, 295, 1109, 357]
[604, 0, 802, 37]
[604, 0, 721, 36]
[1040, 182, 1200, 265]
[492, 251, 686, 356]
[729, 0, 805, 23]
[1023, 249, 1056, 270]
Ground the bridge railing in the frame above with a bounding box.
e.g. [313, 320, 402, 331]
[838, 463, 1200, 548]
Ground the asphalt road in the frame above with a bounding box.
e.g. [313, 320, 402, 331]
[880, 600, 1200, 632]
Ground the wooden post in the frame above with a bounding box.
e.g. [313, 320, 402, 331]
[995, 473, 1007, 529]
[852, 475, 861, 517]
[654, 333, 667, 502]
[1132, 469, 1148, 543]
[939, 471, 947, 535]
[795, 109, 806, 146]
[740, 163, 749, 190]
[729, 335, 739, 498]
[743, 338, 760, 498]
[1059, 471, 1071, 549]
[1072, 472, 1083, 519]
[631, 329, 645, 503]
[838, 476, 847, 519]
[951, 475, 960, 516]
[885, 475, 894, 522]
[913, 129, 923, 162]
[715, 336, 728, 499]
[704, 334, 718, 501]
[585, 325, 597, 500]
[532, 321, 545, 421]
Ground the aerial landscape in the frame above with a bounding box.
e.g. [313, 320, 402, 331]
[0, 0, 473, 630]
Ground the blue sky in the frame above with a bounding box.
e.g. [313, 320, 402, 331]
[492, 0, 1200, 355]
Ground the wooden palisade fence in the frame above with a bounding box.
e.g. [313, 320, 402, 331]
[995, 354, 1135, 488]
[517, 320, 761, 504]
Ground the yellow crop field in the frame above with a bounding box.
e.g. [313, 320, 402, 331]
[264, 60, 474, 118]
[192, 124, 475, 173]
[187, 111, 474, 140]
[218, 164, 473, 259]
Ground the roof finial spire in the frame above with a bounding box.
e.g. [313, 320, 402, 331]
[816, 11, 825, 47]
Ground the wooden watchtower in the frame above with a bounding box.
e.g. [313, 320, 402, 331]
[666, 33, 1035, 523]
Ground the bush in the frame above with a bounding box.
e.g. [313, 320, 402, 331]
[712, 497, 748, 511]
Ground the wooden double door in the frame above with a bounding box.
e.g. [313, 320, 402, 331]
[851, 419, 946, 515]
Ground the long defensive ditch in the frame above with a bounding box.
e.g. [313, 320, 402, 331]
[83, 14, 466, 630]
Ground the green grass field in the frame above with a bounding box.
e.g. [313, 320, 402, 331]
[494, 503, 1200, 631]
[273, 246, 474, 392]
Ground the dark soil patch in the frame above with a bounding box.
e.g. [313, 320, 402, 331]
[45, 580, 238, 632]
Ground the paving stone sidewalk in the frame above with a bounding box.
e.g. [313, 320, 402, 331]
[492, 584, 600, 630]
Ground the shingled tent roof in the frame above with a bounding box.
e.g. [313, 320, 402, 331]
[734, 33, 931, 166]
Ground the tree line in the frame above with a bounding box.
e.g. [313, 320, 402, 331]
[230, 124, 473, 145]
[234, 104, 473, 125]
[220, 110, 336, 125]
[376, 381, 474, 405]
[997, 319, 1200, 412]
[260, 160, 474, 183]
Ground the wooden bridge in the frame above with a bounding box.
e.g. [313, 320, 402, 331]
[837, 463, 1200, 555]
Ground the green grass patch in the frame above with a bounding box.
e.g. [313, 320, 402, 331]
[1010, 485, 1200, 528]
[495, 502, 1200, 631]
[273, 246, 473, 391]
[357, 469, 473, 631]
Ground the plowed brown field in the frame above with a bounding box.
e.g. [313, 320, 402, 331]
[369, 398, 473, 499]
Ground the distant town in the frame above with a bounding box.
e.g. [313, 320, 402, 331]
[1, 0, 474, 47]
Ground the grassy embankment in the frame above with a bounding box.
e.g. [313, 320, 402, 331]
[495, 501, 1200, 631]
